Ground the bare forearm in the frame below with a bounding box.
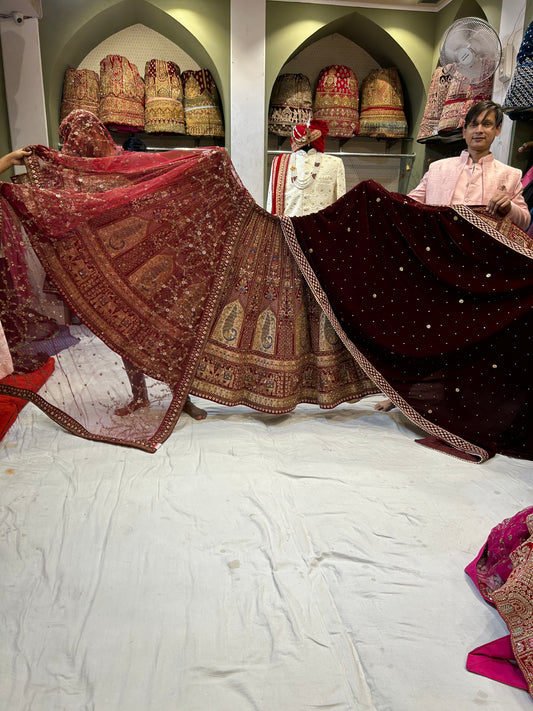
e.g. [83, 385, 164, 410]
[0, 148, 31, 174]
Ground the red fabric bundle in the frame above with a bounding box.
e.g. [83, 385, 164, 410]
[0, 357, 55, 440]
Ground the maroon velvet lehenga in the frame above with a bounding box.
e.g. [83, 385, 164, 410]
[1, 111, 533, 459]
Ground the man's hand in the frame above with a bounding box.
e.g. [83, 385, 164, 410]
[487, 190, 512, 217]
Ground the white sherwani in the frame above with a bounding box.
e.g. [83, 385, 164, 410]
[267, 148, 346, 217]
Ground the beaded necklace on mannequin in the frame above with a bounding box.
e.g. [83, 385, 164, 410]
[290, 149, 323, 190]
[289, 120, 328, 190]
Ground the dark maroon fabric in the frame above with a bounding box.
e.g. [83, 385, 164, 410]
[290, 180, 533, 460]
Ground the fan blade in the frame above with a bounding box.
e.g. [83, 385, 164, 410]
[467, 28, 501, 56]
[441, 27, 473, 56]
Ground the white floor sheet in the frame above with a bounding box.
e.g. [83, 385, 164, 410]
[1, 334, 533, 710]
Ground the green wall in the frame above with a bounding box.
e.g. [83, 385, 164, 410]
[2, 0, 529, 181]
[38, 0, 231, 148]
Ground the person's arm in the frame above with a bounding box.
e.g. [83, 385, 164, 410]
[406, 169, 429, 204]
[486, 173, 531, 231]
[0, 148, 32, 175]
[518, 141, 533, 154]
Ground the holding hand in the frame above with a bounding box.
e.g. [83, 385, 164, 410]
[518, 141, 533, 154]
[0, 147, 32, 174]
[487, 190, 513, 217]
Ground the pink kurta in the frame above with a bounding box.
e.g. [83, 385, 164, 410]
[408, 150, 531, 231]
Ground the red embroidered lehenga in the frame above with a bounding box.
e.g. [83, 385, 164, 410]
[0, 112, 375, 451]
[1, 112, 533, 459]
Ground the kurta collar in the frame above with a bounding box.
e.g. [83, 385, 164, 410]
[295, 148, 318, 158]
[461, 149, 495, 166]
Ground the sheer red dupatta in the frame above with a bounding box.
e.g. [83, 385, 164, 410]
[0, 143, 255, 450]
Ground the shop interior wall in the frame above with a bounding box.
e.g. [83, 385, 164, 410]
[37, 0, 230, 149]
[1, 0, 530, 183]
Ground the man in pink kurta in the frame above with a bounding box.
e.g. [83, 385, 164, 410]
[408, 100, 531, 231]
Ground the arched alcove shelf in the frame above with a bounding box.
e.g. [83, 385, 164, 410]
[75, 23, 225, 151]
[267, 33, 416, 194]
[42, 0, 229, 150]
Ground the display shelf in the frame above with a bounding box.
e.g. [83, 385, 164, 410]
[109, 130, 225, 152]
[267, 134, 416, 193]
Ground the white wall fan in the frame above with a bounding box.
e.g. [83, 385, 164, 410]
[439, 17, 502, 85]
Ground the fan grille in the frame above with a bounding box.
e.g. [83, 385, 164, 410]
[439, 17, 502, 84]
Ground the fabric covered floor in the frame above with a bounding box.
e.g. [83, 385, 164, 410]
[1, 328, 532, 710]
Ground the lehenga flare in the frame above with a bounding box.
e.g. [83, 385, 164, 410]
[1, 126, 533, 459]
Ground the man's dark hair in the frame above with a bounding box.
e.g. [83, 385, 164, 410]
[464, 100, 504, 128]
[122, 135, 147, 152]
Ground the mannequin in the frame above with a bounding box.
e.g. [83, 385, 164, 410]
[267, 120, 346, 217]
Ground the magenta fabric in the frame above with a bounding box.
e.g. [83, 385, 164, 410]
[465, 507, 533, 602]
[465, 508, 533, 695]
[467, 636, 528, 690]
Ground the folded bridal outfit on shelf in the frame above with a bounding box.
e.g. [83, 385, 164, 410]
[313, 65, 359, 139]
[182, 69, 224, 137]
[1, 111, 533, 459]
[358, 67, 408, 138]
[143, 59, 186, 135]
[437, 71, 494, 137]
[268, 73, 313, 138]
[99, 54, 145, 133]
[60, 68, 100, 123]
[416, 65, 453, 143]
[503, 21, 533, 120]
